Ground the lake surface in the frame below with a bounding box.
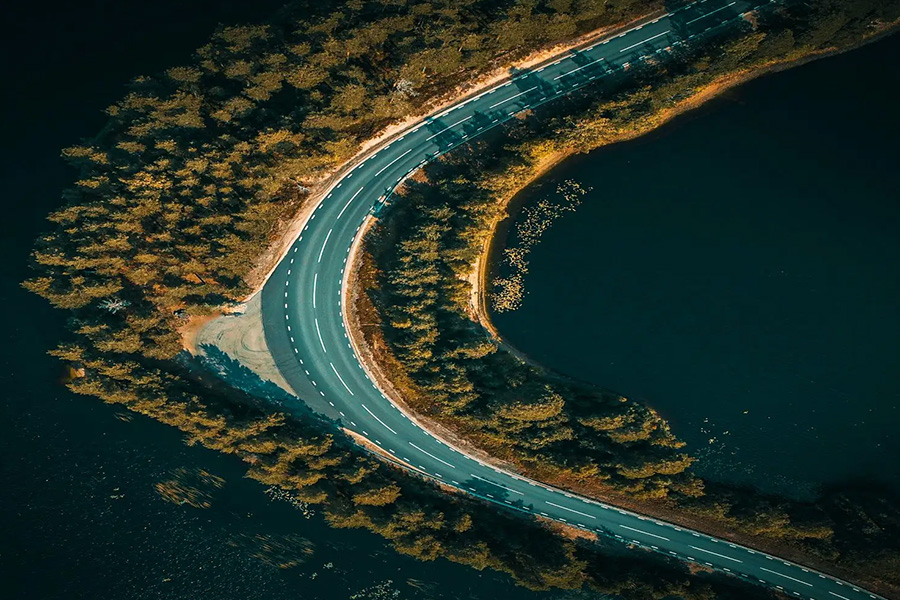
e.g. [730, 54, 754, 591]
[493, 34, 900, 499]
[0, 2, 549, 598]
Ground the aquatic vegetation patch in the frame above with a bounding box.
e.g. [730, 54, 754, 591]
[155, 467, 226, 508]
[492, 179, 590, 312]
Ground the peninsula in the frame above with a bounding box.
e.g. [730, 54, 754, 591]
[25, 0, 900, 598]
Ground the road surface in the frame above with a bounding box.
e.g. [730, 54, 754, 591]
[260, 2, 887, 599]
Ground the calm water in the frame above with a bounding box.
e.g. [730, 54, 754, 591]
[493, 35, 900, 498]
[0, 2, 549, 598]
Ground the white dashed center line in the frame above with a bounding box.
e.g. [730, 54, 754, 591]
[554, 57, 605, 80]
[337, 187, 365, 220]
[426, 116, 473, 141]
[409, 442, 456, 469]
[546, 501, 595, 519]
[619, 30, 670, 53]
[318, 229, 332, 262]
[312, 273, 318, 308]
[489, 86, 537, 109]
[315, 318, 326, 353]
[374, 149, 412, 177]
[688, 545, 743, 563]
[361, 403, 398, 435]
[687, 1, 737, 24]
[760, 567, 812, 587]
[329, 362, 354, 395]
[618, 524, 669, 541]
[469, 473, 524, 495]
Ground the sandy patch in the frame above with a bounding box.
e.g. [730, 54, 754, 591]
[191, 292, 294, 395]
[179, 313, 219, 354]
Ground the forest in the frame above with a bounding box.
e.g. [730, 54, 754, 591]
[22, 0, 900, 597]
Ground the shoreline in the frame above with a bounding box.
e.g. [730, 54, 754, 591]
[470, 22, 900, 358]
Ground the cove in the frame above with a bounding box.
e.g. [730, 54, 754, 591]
[492, 34, 900, 499]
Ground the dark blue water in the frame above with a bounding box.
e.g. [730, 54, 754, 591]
[0, 2, 549, 598]
[494, 34, 900, 499]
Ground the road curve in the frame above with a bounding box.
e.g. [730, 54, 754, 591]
[260, 2, 887, 599]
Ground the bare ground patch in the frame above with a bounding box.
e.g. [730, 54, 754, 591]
[190, 292, 294, 396]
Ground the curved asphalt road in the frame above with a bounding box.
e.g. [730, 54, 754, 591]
[261, 2, 888, 599]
